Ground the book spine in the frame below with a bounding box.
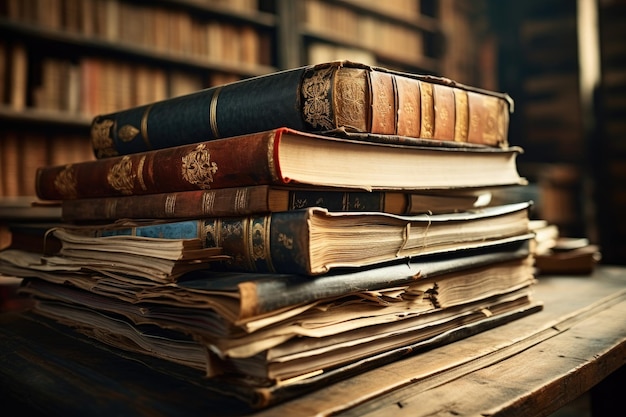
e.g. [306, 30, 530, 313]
[36, 130, 280, 200]
[60, 187, 398, 222]
[204, 210, 313, 275]
[61, 187, 278, 222]
[91, 62, 512, 158]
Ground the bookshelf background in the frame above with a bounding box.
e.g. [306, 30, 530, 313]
[1, 0, 623, 264]
[489, 0, 626, 265]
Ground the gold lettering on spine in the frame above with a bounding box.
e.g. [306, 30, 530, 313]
[165, 195, 176, 217]
[334, 68, 368, 132]
[108, 156, 135, 195]
[209, 87, 223, 138]
[302, 66, 334, 129]
[140, 104, 154, 150]
[419, 82, 434, 138]
[91, 119, 117, 158]
[181, 144, 218, 189]
[54, 165, 78, 199]
[202, 192, 215, 215]
[453, 88, 469, 142]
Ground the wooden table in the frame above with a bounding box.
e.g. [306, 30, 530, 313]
[1, 266, 625, 417]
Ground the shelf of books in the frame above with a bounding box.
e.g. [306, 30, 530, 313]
[297, 0, 442, 73]
[0, 0, 281, 197]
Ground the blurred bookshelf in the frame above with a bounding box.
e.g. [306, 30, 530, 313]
[490, 0, 626, 265]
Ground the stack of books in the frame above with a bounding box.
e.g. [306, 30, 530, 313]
[0, 61, 542, 408]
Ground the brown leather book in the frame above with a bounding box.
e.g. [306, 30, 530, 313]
[36, 127, 525, 201]
[60, 185, 493, 222]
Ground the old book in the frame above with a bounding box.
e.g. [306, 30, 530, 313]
[44, 201, 532, 275]
[534, 237, 602, 275]
[2, 236, 532, 332]
[20, 255, 539, 403]
[60, 185, 493, 222]
[90, 60, 513, 158]
[27, 283, 536, 378]
[36, 127, 526, 201]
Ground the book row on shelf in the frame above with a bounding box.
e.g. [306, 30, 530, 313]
[0, 40, 242, 117]
[1, 0, 268, 55]
[0, 59, 599, 410]
[303, 0, 426, 63]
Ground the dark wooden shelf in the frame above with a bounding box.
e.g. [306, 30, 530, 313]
[0, 106, 91, 131]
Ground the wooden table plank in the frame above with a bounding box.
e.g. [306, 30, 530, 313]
[349, 297, 626, 417]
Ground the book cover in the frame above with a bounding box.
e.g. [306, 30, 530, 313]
[91, 61, 513, 158]
[36, 127, 526, 201]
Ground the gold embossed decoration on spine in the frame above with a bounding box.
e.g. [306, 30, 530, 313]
[53, 165, 78, 199]
[181, 144, 218, 189]
[91, 118, 117, 158]
[369, 71, 396, 134]
[250, 216, 273, 270]
[117, 125, 140, 142]
[396, 76, 421, 137]
[302, 66, 334, 130]
[453, 88, 469, 143]
[419, 81, 434, 138]
[467, 92, 510, 146]
[334, 67, 368, 132]
[107, 156, 136, 195]
[432, 84, 455, 140]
